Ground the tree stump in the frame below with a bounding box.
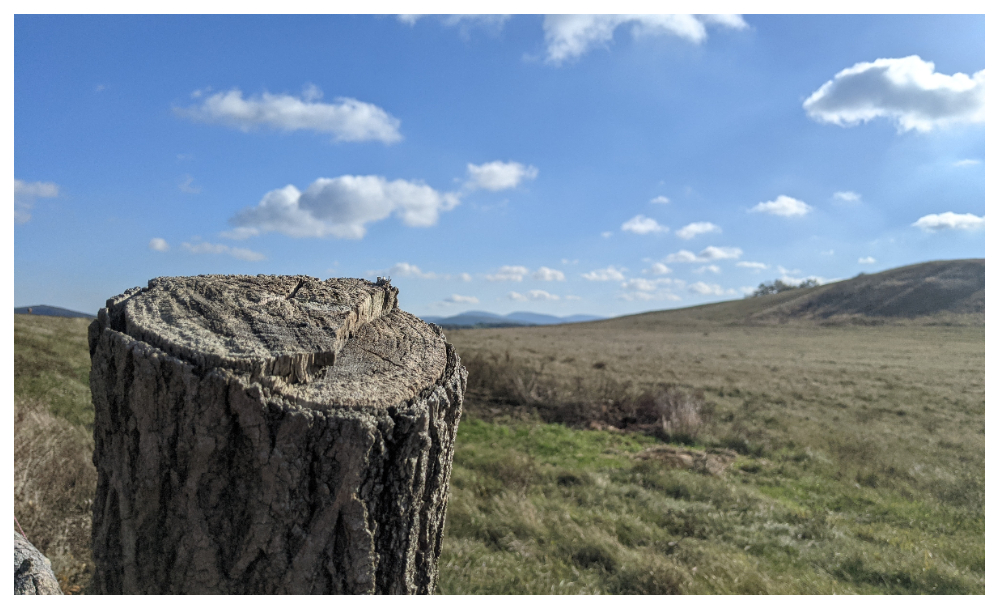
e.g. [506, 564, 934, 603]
[88, 275, 466, 594]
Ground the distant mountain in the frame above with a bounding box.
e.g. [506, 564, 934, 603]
[422, 310, 605, 328]
[15, 305, 95, 319]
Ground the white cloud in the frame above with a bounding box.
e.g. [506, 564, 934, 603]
[444, 294, 479, 304]
[149, 238, 170, 252]
[583, 266, 626, 281]
[466, 161, 538, 191]
[645, 262, 672, 275]
[621, 278, 678, 292]
[601, 231, 613, 238]
[181, 241, 265, 261]
[176, 85, 402, 144]
[803, 55, 985, 133]
[665, 246, 742, 263]
[486, 265, 530, 281]
[229, 176, 460, 240]
[953, 159, 981, 167]
[458, 272, 472, 282]
[14, 179, 59, 224]
[776, 266, 829, 287]
[376, 262, 443, 279]
[736, 261, 768, 270]
[528, 289, 560, 301]
[400, 14, 510, 33]
[750, 195, 811, 217]
[650, 195, 671, 204]
[542, 14, 747, 65]
[533, 266, 566, 281]
[689, 282, 737, 296]
[676, 221, 721, 240]
[698, 246, 742, 260]
[621, 214, 668, 235]
[821, 249, 835, 256]
[833, 191, 861, 203]
[912, 212, 985, 232]
[693, 265, 721, 274]
[507, 291, 528, 302]
[178, 175, 201, 194]
[858, 256, 876, 264]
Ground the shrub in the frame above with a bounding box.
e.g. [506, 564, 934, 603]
[655, 387, 703, 443]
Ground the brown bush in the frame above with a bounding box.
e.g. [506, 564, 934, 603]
[655, 387, 704, 443]
[14, 397, 97, 594]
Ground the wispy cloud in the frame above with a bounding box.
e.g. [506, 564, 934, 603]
[858, 256, 876, 264]
[542, 14, 747, 65]
[953, 159, 982, 167]
[370, 262, 467, 280]
[665, 246, 742, 263]
[650, 195, 670, 204]
[14, 179, 59, 224]
[583, 266, 626, 281]
[228, 176, 460, 240]
[178, 174, 201, 194]
[736, 261, 768, 270]
[621, 214, 668, 235]
[181, 240, 265, 261]
[176, 85, 402, 144]
[693, 264, 721, 274]
[644, 262, 672, 275]
[749, 195, 811, 217]
[688, 282, 737, 296]
[509, 289, 560, 301]
[912, 211, 985, 232]
[486, 265, 530, 281]
[803, 55, 985, 132]
[832, 191, 861, 203]
[444, 294, 479, 304]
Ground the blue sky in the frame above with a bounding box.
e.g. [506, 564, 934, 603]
[13, 13, 986, 318]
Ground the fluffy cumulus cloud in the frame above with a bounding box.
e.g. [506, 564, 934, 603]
[833, 191, 861, 203]
[228, 176, 460, 240]
[749, 195, 811, 217]
[912, 212, 985, 232]
[486, 265, 530, 281]
[181, 241, 265, 261]
[149, 238, 170, 252]
[177, 85, 402, 144]
[650, 195, 671, 204]
[803, 56, 985, 133]
[466, 161, 538, 191]
[533, 267, 565, 281]
[665, 246, 743, 263]
[676, 221, 721, 240]
[736, 261, 768, 270]
[14, 179, 59, 224]
[509, 289, 560, 302]
[621, 277, 682, 292]
[583, 266, 626, 281]
[694, 265, 721, 274]
[858, 256, 876, 264]
[644, 262, 672, 275]
[621, 214, 668, 235]
[542, 14, 747, 65]
[444, 294, 479, 304]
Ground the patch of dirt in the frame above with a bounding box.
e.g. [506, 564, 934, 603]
[635, 446, 739, 476]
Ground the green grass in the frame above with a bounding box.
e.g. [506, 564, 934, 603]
[13, 310, 985, 594]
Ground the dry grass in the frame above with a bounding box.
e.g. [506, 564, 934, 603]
[14, 396, 97, 593]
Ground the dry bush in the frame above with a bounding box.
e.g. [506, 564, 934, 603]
[655, 387, 704, 443]
[14, 396, 97, 593]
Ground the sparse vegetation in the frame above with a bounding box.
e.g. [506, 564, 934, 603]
[13, 289, 985, 594]
[750, 278, 820, 297]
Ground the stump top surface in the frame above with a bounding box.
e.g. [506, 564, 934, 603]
[118, 275, 398, 379]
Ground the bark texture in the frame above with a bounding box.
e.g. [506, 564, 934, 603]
[89, 275, 465, 594]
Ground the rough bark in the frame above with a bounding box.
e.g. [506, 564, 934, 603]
[14, 532, 63, 595]
[89, 275, 465, 594]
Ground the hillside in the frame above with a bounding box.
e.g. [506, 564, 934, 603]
[596, 259, 983, 330]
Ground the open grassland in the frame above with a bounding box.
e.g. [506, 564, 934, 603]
[438, 314, 984, 594]
[13, 307, 985, 594]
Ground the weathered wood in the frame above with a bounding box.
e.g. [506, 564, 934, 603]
[89, 275, 465, 594]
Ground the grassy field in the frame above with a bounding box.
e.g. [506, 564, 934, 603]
[13, 301, 985, 594]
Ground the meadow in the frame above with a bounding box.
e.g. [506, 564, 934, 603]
[12, 300, 985, 594]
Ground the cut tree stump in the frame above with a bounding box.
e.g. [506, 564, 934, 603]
[88, 275, 466, 594]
